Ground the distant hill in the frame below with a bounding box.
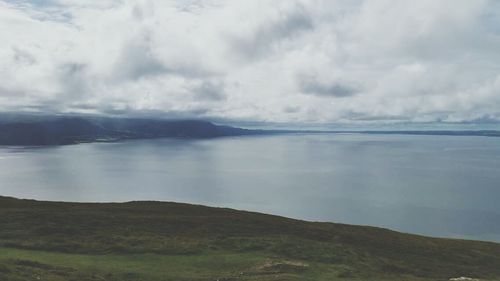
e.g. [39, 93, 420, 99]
[0, 196, 499, 281]
[1, 114, 500, 146]
[0, 116, 261, 145]
[360, 130, 500, 137]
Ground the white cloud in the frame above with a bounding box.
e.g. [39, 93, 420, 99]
[1, 0, 500, 123]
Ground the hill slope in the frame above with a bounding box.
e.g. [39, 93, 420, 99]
[0, 196, 499, 281]
[0, 116, 260, 145]
[1, 114, 500, 146]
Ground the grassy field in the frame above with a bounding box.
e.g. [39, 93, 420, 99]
[0, 196, 499, 281]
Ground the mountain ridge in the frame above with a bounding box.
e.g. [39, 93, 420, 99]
[1, 114, 500, 146]
[0, 116, 262, 145]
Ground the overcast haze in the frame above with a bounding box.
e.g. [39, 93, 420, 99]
[1, 0, 500, 123]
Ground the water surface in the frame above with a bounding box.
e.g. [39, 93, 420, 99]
[1, 133, 499, 242]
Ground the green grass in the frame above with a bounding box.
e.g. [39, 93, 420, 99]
[1, 196, 499, 281]
[0, 248, 436, 281]
[0, 248, 272, 280]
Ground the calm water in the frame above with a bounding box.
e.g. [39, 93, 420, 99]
[1, 133, 499, 242]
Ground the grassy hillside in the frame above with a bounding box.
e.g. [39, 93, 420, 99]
[0, 196, 499, 281]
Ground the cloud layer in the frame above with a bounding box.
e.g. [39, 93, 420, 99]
[1, 0, 500, 123]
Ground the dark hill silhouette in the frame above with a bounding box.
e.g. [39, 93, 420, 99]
[1, 114, 499, 146]
[0, 116, 260, 145]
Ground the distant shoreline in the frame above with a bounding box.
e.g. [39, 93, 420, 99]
[1, 129, 499, 147]
[1, 115, 500, 146]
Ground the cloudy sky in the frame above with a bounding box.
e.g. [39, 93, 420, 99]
[1, 0, 500, 123]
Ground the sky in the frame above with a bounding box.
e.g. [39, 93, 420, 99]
[1, 0, 500, 123]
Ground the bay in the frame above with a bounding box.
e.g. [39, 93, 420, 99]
[1, 133, 499, 242]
